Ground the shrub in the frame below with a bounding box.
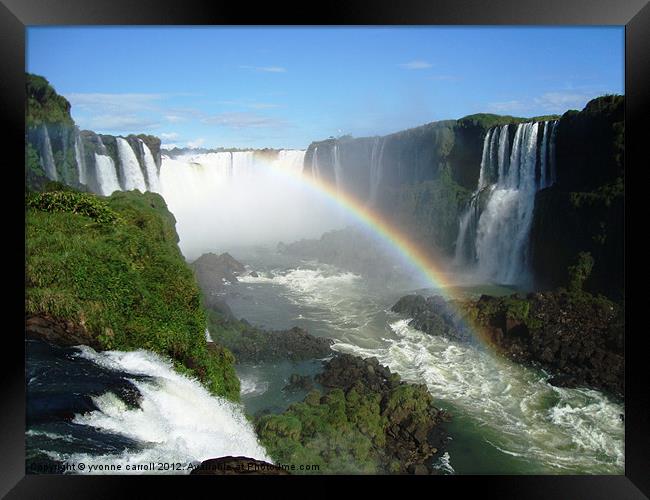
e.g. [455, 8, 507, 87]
[27, 190, 121, 224]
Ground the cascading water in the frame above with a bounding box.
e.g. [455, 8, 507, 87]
[39, 124, 58, 181]
[26, 340, 270, 473]
[273, 150, 306, 175]
[116, 138, 147, 192]
[74, 133, 87, 186]
[369, 137, 386, 205]
[332, 144, 343, 192]
[94, 153, 121, 196]
[311, 146, 320, 180]
[139, 140, 161, 193]
[93, 136, 121, 196]
[549, 120, 559, 185]
[159, 150, 344, 259]
[454, 120, 558, 285]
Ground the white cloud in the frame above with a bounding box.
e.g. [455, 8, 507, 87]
[239, 65, 287, 73]
[80, 114, 160, 132]
[160, 132, 179, 140]
[67, 93, 166, 113]
[486, 100, 528, 114]
[186, 138, 205, 148]
[399, 60, 433, 70]
[202, 112, 285, 129]
[487, 90, 606, 115]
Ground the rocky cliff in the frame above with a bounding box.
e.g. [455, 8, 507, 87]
[530, 95, 624, 299]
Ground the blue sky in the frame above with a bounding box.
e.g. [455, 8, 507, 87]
[26, 27, 624, 149]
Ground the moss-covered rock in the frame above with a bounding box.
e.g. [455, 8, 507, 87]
[256, 354, 449, 474]
[25, 186, 240, 402]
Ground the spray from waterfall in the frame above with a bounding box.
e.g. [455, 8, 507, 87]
[159, 150, 348, 259]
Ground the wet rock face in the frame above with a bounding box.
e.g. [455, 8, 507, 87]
[189, 456, 290, 475]
[26, 314, 103, 350]
[391, 294, 473, 343]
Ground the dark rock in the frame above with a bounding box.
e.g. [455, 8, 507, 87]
[222, 325, 334, 363]
[26, 314, 102, 350]
[391, 294, 473, 343]
[393, 290, 624, 397]
[191, 252, 247, 298]
[190, 456, 290, 475]
[283, 373, 314, 392]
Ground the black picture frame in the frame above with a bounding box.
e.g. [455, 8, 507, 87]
[3, 0, 647, 497]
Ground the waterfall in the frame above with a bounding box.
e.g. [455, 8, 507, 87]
[539, 122, 549, 189]
[39, 124, 58, 181]
[74, 132, 87, 186]
[273, 150, 306, 175]
[454, 124, 509, 265]
[455, 120, 558, 285]
[232, 151, 256, 180]
[116, 137, 147, 192]
[369, 137, 386, 205]
[549, 120, 559, 185]
[140, 140, 161, 193]
[332, 144, 342, 192]
[311, 147, 320, 180]
[94, 152, 121, 196]
[497, 125, 510, 181]
[159, 149, 344, 258]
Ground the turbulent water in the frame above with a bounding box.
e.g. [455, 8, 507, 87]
[225, 247, 624, 475]
[26, 340, 270, 474]
[455, 121, 559, 286]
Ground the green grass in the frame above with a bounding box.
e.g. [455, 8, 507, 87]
[26, 188, 240, 401]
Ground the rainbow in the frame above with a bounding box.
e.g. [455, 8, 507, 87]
[257, 156, 500, 347]
[260, 155, 475, 304]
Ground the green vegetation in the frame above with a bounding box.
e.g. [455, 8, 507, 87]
[567, 251, 595, 293]
[256, 372, 439, 475]
[27, 190, 122, 224]
[458, 112, 560, 129]
[256, 387, 387, 474]
[26, 73, 74, 127]
[26, 187, 240, 401]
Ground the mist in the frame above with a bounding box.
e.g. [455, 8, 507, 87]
[159, 150, 352, 261]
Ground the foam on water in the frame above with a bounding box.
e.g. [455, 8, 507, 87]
[239, 374, 270, 396]
[52, 346, 270, 474]
[237, 266, 376, 334]
[332, 319, 624, 474]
